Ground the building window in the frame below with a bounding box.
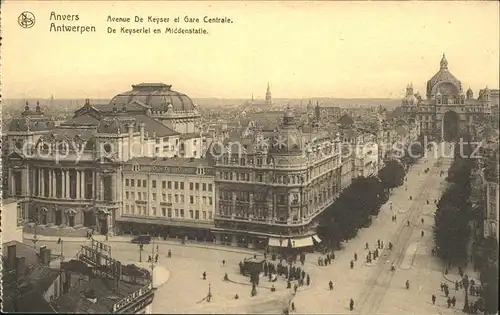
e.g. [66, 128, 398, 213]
[208, 211, 212, 220]
[126, 191, 130, 199]
[143, 180, 147, 187]
[209, 197, 213, 205]
[168, 181, 172, 189]
[125, 205, 130, 214]
[131, 179, 135, 187]
[180, 209, 184, 218]
[195, 183, 199, 190]
[174, 181, 179, 189]
[152, 193, 157, 201]
[190, 182, 194, 190]
[175, 194, 179, 203]
[195, 210, 200, 220]
[162, 193, 166, 201]
[138, 180, 142, 187]
[174, 209, 179, 217]
[167, 208, 172, 218]
[189, 210, 194, 219]
[138, 193, 142, 201]
[131, 192, 135, 199]
[143, 192, 147, 200]
[202, 183, 206, 191]
[190, 196, 194, 204]
[162, 181, 166, 189]
[162, 208, 166, 216]
[152, 180, 156, 188]
[126, 179, 129, 186]
[131, 205, 135, 214]
[152, 207, 157, 216]
[180, 182, 184, 190]
[203, 211, 207, 220]
[208, 184, 213, 192]
[180, 194, 185, 203]
[168, 194, 172, 202]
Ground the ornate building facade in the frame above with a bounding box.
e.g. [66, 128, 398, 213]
[4, 83, 207, 236]
[401, 54, 492, 141]
[211, 106, 342, 249]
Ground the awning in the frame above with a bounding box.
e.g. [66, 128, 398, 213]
[268, 237, 289, 247]
[290, 236, 314, 248]
[312, 235, 322, 243]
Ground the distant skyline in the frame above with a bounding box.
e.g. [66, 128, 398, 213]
[2, 1, 499, 99]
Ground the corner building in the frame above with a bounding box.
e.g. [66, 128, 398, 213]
[211, 106, 342, 249]
[4, 83, 212, 237]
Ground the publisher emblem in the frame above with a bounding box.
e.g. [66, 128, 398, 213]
[18, 11, 35, 29]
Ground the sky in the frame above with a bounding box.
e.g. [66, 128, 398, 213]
[2, 1, 499, 99]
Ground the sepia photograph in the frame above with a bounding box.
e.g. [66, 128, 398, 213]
[1, 1, 499, 314]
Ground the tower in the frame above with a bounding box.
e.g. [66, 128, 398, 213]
[265, 82, 272, 105]
[440, 53, 448, 70]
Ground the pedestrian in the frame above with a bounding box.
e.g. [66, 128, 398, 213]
[106, 234, 109, 241]
[222, 259, 226, 266]
[291, 302, 295, 311]
[156, 245, 159, 253]
[421, 230, 424, 237]
[306, 274, 310, 286]
[410, 196, 412, 200]
[451, 296, 456, 307]
[377, 239, 381, 248]
[203, 271, 207, 280]
[432, 294, 436, 305]
[155, 253, 159, 263]
[421, 218, 424, 224]
[447, 297, 451, 308]
[350, 260, 354, 269]
[329, 280, 333, 290]
[354, 253, 357, 261]
[431, 248, 435, 256]
[381, 241, 384, 248]
[365, 242, 369, 250]
[407, 220, 410, 227]
[440, 283, 444, 291]
[168, 249, 172, 258]
[349, 298, 354, 311]
[455, 281, 459, 291]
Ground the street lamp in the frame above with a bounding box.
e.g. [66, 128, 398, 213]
[60, 239, 64, 262]
[32, 215, 39, 249]
[462, 275, 470, 313]
[207, 282, 212, 302]
[139, 244, 144, 262]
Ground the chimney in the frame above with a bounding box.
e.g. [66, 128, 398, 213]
[39, 246, 51, 265]
[7, 245, 17, 271]
[16, 257, 26, 277]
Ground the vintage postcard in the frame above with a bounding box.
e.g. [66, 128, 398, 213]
[1, 1, 499, 314]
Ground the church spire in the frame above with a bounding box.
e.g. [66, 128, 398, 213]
[440, 53, 448, 70]
[265, 82, 272, 105]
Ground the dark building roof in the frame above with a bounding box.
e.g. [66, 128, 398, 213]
[96, 114, 179, 137]
[110, 83, 196, 112]
[127, 156, 211, 168]
[8, 117, 56, 132]
[338, 113, 354, 126]
[52, 277, 144, 314]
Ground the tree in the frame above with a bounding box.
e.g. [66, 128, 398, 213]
[318, 176, 387, 247]
[434, 156, 473, 266]
[378, 160, 406, 188]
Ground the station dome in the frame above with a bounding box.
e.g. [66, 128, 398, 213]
[110, 83, 196, 112]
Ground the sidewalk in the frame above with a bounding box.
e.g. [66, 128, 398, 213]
[22, 233, 259, 256]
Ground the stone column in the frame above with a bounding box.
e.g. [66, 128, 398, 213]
[41, 169, 45, 197]
[52, 170, 57, 198]
[249, 192, 254, 217]
[38, 169, 42, 196]
[76, 170, 81, 199]
[231, 191, 237, 216]
[22, 167, 29, 196]
[111, 173, 117, 201]
[231, 235, 237, 247]
[48, 169, 53, 198]
[62, 170, 66, 199]
[80, 171, 86, 199]
[92, 172, 96, 199]
[9, 168, 14, 196]
[65, 170, 70, 199]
